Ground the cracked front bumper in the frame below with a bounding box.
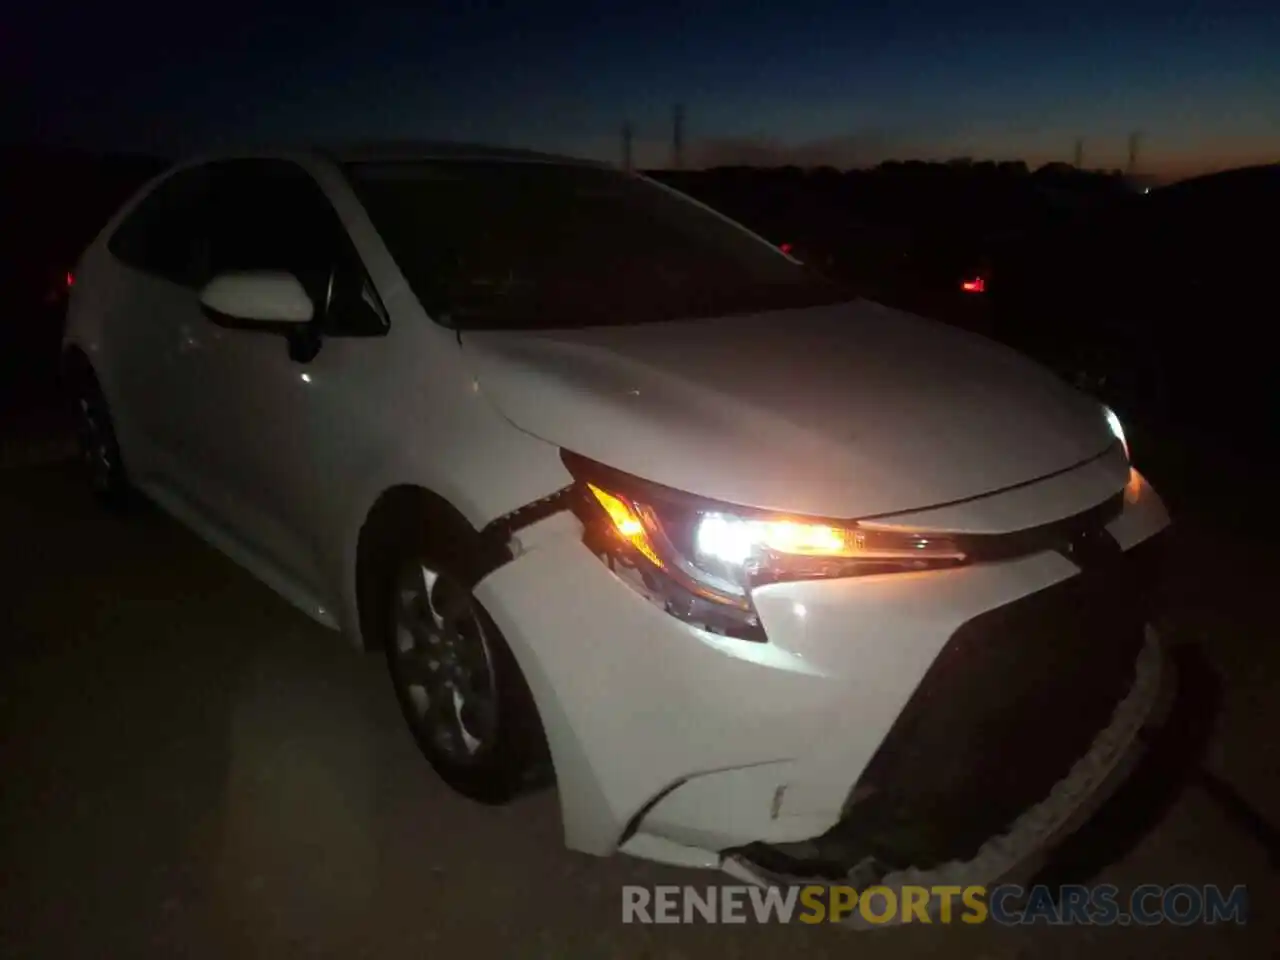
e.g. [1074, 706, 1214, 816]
[723, 627, 1174, 928]
[474, 466, 1170, 867]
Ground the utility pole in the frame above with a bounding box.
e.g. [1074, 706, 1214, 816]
[672, 103, 686, 170]
[1127, 131, 1142, 176]
[1073, 137, 1084, 169]
[621, 120, 633, 172]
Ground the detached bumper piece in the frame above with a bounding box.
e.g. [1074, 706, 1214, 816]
[730, 528, 1168, 883]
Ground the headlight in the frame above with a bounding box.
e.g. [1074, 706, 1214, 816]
[1104, 405, 1129, 461]
[563, 452, 966, 641]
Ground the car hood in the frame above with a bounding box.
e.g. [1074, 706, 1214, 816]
[462, 300, 1115, 518]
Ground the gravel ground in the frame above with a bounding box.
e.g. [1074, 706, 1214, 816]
[1, 457, 1276, 958]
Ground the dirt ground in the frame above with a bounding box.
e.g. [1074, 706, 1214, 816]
[2, 458, 1276, 958]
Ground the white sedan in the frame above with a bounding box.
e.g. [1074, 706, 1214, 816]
[63, 143, 1171, 893]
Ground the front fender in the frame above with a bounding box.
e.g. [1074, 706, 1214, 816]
[333, 434, 572, 649]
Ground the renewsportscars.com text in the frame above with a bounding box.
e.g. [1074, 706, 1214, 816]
[621, 883, 1249, 926]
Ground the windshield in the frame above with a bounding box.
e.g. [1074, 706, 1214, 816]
[344, 160, 854, 329]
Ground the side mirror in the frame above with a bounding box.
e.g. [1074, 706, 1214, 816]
[199, 271, 314, 327]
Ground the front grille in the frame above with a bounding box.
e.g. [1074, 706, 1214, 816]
[734, 526, 1169, 880]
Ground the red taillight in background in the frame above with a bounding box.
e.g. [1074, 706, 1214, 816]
[960, 275, 985, 294]
[65, 270, 75, 290]
[779, 242, 793, 255]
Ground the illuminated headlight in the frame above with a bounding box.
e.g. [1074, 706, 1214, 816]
[1104, 405, 1129, 461]
[563, 452, 966, 641]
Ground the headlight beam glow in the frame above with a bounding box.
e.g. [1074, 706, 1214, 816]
[1104, 406, 1129, 461]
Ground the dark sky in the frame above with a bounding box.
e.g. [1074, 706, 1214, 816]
[6, 1, 1278, 177]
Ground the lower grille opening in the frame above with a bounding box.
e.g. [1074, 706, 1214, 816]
[731, 530, 1167, 880]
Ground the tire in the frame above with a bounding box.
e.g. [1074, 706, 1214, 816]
[376, 522, 550, 803]
[70, 373, 132, 508]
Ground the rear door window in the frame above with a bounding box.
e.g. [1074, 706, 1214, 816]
[107, 166, 212, 287]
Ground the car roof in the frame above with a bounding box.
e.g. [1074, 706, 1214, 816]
[318, 139, 609, 168]
[167, 141, 613, 178]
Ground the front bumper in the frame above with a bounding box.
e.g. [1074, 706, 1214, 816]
[725, 626, 1173, 929]
[473, 465, 1170, 865]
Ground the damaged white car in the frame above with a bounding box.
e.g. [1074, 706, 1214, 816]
[64, 143, 1171, 893]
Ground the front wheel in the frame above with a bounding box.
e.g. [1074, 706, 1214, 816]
[71, 376, 131, 507]
[381, 536, 549, 803]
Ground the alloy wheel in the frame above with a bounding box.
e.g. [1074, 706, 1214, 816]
[389, 560, 500, 762]
[75, 395, 114, 492]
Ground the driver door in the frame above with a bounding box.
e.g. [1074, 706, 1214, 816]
[185, 159, 388, 599]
